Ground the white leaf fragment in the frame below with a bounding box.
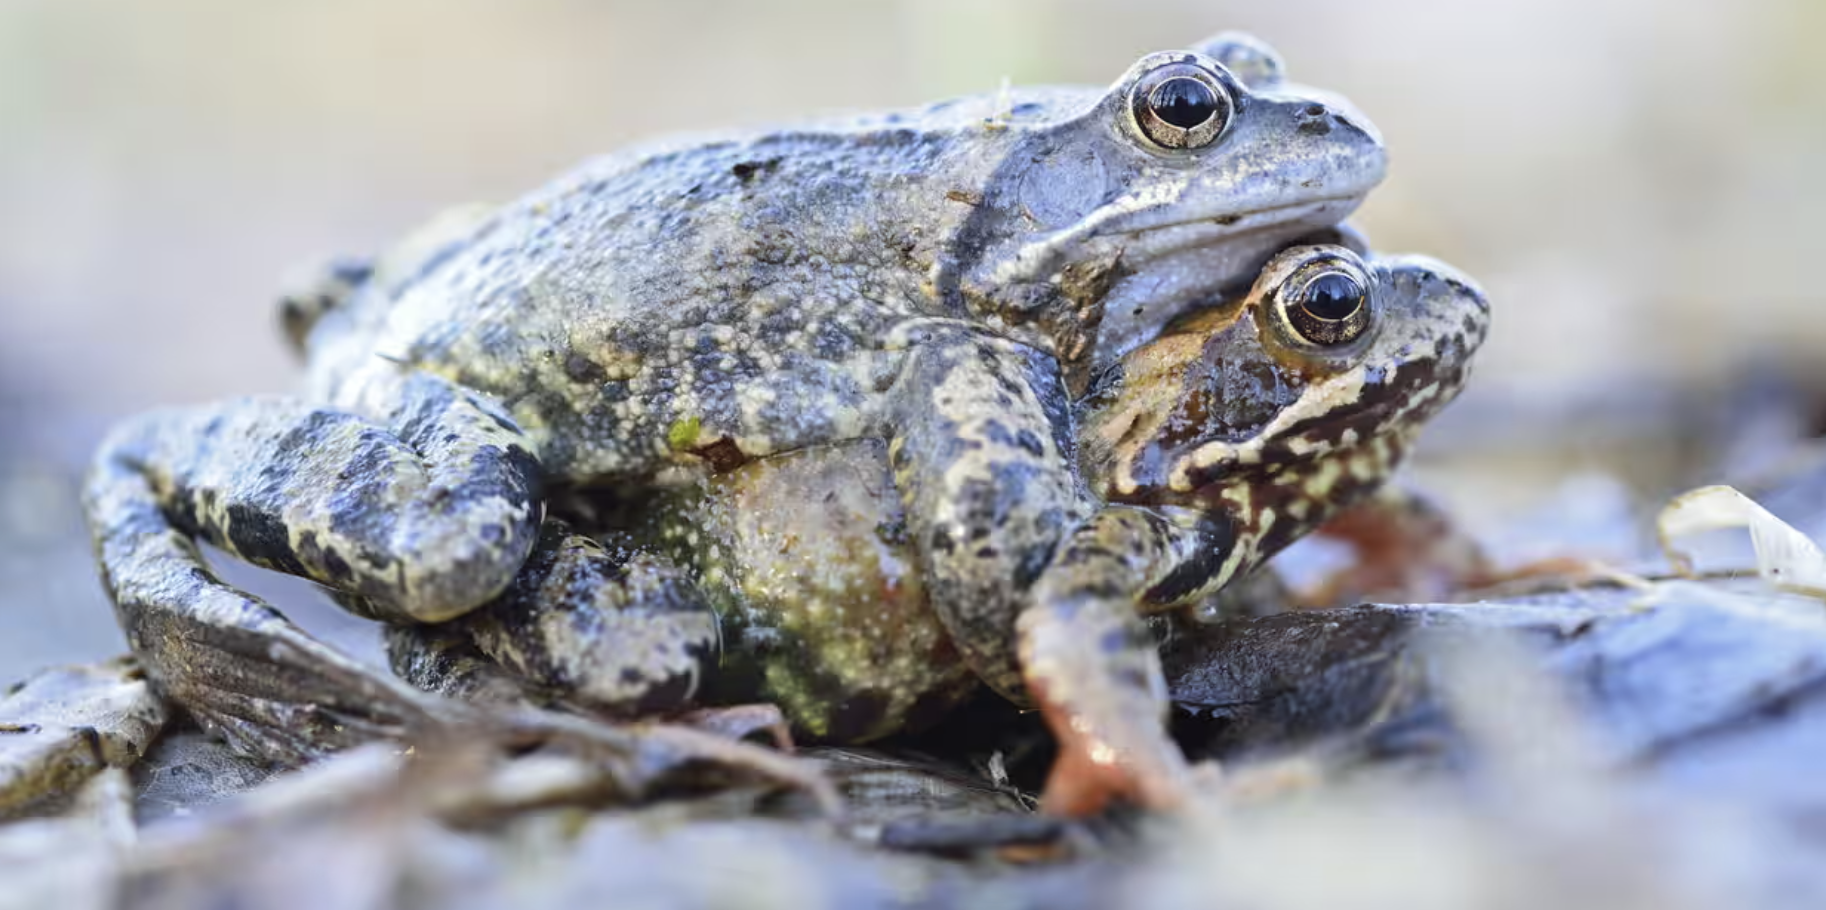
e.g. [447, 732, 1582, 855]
[1656, 485, 1826, 599]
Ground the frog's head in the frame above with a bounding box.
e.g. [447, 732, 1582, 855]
[954, 34, 1387, 384]
[1077, 244, 1488, 585]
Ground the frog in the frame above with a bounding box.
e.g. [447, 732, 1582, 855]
[81, 32, 1391, 782]
[385, 242, 1491, 813]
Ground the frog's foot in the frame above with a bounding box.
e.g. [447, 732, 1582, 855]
[277, 205, 495, 354]
[387, 520, 719, 717]
[384, 621, 546, 708]
[1300, 489, 1614, 601]
[1298, 485, 1496, 607]
[1015, 506, 1231, 816]
[674, 704, 796, 751]
[385, 628, 837, 813]
[1019, 599, 1196, 817]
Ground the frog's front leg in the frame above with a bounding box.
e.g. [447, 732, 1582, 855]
[389, 519, 720, 716]
[83, 371, 542, 763]
[885, 324, 1089, 699]
[1019, 505, 1231, 815]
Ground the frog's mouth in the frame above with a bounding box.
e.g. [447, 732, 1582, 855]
[1113, 196, 1366, 247]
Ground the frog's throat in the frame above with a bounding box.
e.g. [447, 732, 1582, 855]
[991, 195, 1365, 289]
[1159, 358, 1458, 496]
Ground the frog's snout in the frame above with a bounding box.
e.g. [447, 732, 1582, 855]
[1307, 93, 1383, 154]
[1377, 254, 1491, 351]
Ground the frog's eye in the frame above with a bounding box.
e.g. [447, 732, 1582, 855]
[1130, 63, 1234, 151]
[1274, 258, 1372, 348]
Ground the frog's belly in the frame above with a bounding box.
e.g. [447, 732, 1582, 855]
[650, 439, 980, 743]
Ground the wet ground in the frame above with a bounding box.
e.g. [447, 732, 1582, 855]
[6, 385, 1826, 908]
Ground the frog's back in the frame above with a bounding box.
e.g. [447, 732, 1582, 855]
[308, 112, 1020, 482]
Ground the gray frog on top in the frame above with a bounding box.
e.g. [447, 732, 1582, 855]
[82, 33, 1391, 799]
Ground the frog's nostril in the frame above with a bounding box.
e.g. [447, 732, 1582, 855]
[1304, 104, 1326, 117]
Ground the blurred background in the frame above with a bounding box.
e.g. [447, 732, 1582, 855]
[1, 0, 1822, 674]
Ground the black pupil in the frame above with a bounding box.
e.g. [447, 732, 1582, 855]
[1149, 78, 1218, 129]
[1302, 273, 1363, 321]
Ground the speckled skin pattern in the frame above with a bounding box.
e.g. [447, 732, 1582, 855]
[650, 440, 982, 744]
[81, 33, 1399, 774]
[642, 247, 1485, 758]
[382, 246, 1487, 770]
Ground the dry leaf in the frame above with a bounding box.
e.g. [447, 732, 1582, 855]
[1656, 485, 1826, 599]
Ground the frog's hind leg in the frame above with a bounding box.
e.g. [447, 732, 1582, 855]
[96, 374, 542, 623]
[83, 374, 542, 763]
[384, 520, 720, 717]
[84, 448, 445, 765]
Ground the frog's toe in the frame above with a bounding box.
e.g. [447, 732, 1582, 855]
[401, 521, 720, 716]
[1299, 486, 1496, 607]
[176, 660, 443, 768]
[133, 608, 446, 768]
[1031, 676, 1197, 817]
[383, 621, 545, 708]
[181, 687, 373, 768]
[1017, 525, 1195, 816]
